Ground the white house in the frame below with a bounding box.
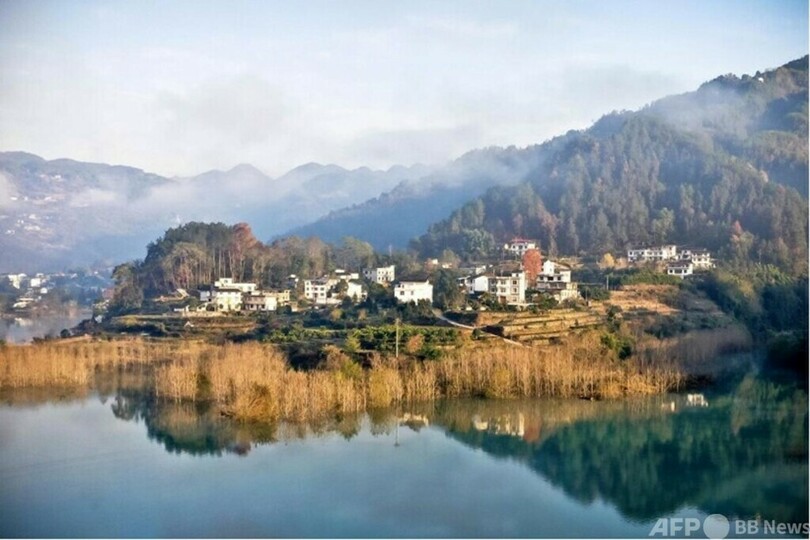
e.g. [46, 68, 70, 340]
[211, 287, 243, 311]
[304, 276, 366, 306]
[363, 265, 396, 284]
[679, 249, 714, 269]
[459, 264, 488, 277]
[5, 273, 26, 289]
[304, 277, 336, 304]
[535, 261, 579, 302]
[199, 278, 291, 312]
[462, 274, 490, 295]
[334, 269, 360, 280]
[345, 281, 366, 302]
[242, 292, 279, 312]
[214, 277, 257, 294]
[627, 245, 678, 263]
[395, 281, 433, 304]
[667, 262, 694, 278]
[490, 272, 526, 305]
[272, 290, 291, 305]
[503, 238, 537, 258]
[536, 261, 571, 283]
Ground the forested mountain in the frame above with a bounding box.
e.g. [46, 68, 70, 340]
[0, 154, 426, 272]
[4, 58, 806, 276]
[412, 57, 808, 275]
[286, 142, 572, 247]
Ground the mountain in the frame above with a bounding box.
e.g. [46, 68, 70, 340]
[0, 154, 428, 272]
[288, 57, 807, 273]
[4, 57, 806, 274]
[295, 57, 808, 257]
[286, 142, 572, 247]
[0, 152, 172, 271]
[260, 162, 434, 236]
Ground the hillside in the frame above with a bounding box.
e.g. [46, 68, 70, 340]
[291, 57, 808, 270]
[285, 143, 569, 247]
[0, 154, 426, 272]
[3, 57, 806, 273]
[412, 57, 808, 275]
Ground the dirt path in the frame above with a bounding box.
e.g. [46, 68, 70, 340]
[433, 310, 526, 348]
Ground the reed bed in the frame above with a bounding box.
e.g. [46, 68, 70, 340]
[636, 325, 753, 376]
[0, 339, 166, 388]
[1, 331, 689, 423]
[436, 333, 681, 401]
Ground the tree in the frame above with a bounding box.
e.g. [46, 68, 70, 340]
[651, 208, 675, 244]
[433, 269, 464, 310]
[522, 248, 543, 283]
[228, 223, 260, 281]
[109, 262, 144, 314]
[335, 237, 375, 270]
[439, 249, 460, 267]
[600, 253, 616, 269]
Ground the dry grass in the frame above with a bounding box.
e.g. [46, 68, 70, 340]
[0, 339, 162, 388]
[607, 284, 681, 314]
[1, 331, 689, 422]
[437, 333, 682, 400]
[636, 325, 753, 377]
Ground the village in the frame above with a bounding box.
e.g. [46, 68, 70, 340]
[0, 269, 110, 314]
[0, 238, 720, 351]
[154, 239, 714, 318]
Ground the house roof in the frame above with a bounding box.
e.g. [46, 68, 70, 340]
[214, 287, 243, 293]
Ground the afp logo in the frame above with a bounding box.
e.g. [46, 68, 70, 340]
[649, 515, 730, 539]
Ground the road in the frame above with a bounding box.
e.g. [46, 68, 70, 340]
[433, 309, 526, 348]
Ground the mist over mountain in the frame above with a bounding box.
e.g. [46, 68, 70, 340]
[285, 143, 567, 247]
[292, 57, 807, 272]
[2, 57, 806, 275]
[412, 57, 808, 274]
[0, 154, 428, 272]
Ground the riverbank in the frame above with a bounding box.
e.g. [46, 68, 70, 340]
[0, 324, 753, 423]
[0, 309, 92, 344]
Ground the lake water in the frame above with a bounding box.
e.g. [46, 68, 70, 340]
[0, 311, 91, 343]
[0, 376, 806, 538]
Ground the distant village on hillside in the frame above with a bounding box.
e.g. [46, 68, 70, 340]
[0, 236, 717, 324]
[0, 270, 110, 314]
[107, 239, 717, 317]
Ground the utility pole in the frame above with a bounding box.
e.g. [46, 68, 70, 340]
[395, 317, 400, 358]
[605, 275, 610, 291]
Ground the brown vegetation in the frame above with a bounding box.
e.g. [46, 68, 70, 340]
[636, 325, 754, 377]
[0, 339, 160, 388]
[0, 330, 696, 423]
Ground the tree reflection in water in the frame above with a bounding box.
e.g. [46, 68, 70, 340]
[438, 376, 808, 524]
[9, 366, 800, 524]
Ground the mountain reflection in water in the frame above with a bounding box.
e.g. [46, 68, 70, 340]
[2, 372, 806, 530]
[103, 372, 807, 525]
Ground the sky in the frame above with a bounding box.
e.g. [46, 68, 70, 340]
[0, 0, 807, 178]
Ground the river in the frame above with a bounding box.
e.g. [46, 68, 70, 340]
[0, 311, 91, 343]
[0, 374, 806, 537]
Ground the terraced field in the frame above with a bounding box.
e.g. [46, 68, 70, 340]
[481, 309, 606, 344]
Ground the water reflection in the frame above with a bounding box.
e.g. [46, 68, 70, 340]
[435, 379, 808, 524]
[0, 311, 90, 343]
[2, 372, 806, 529]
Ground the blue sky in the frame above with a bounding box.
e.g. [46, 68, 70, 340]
[0, 0, 806, 177]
